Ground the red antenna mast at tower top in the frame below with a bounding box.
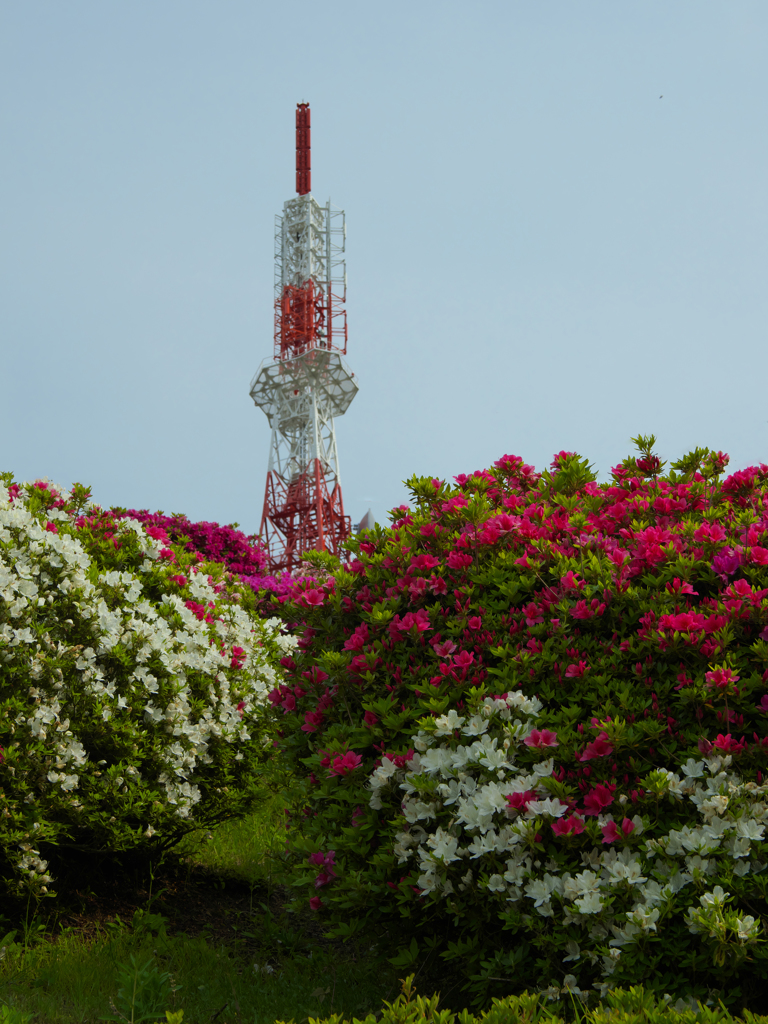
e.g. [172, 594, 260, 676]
[295, 103, 311, 195]
[249, 104, 358, 572]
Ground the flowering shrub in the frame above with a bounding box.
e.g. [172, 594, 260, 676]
[0, 474, 293, 894]
[113, 509, 269, 578]
[272, 440, 768, 1008]
[112, 509, 314, 607]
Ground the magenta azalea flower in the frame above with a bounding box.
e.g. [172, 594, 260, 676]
[552, 814, 585, 837]
[582, 783, 615, 816]
[578, 732, 613, 761]
[601, 818, 635, 844]
[523, 729, 558, 749]
[329, 752, 362, 777]
[705, 667, 740, 689]
[505, 790, 537, 812]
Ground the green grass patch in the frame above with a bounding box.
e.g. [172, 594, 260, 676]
[0, 926, 392, 1023]
[176, 790, 289, 890]
[0, 788, 397, 1023]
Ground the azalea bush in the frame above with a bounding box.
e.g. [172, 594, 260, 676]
[0, 474, 293, 895]
[111, 508, 305, 605]
[271, 439, 768, 1009]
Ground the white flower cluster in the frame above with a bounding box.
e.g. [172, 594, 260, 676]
[0, 481, 291, 887]
[369, 691, 767, 992]
[17, 844, 52, 891]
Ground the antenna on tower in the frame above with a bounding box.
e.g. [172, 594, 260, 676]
[249, 104, 358, 572]
[295, 103, 311, 196]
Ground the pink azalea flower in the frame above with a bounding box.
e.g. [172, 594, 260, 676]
[758, 695, 768, 713]
[506, 790, 537, 812]
[601, 818, 634, 844]
[308, 849, 336, 869]
[329, 751, 362, 777]
[565, 661, 588, 678]
[579, 732, 613, 761]
[713, 733, 745, 753]
[453, 650, 475, 669]
[408, 577, 428, 599]
[582, 783, 615, 816]
[343, 624, 369, 651]
[45, 521, 58, 534]
[750, 546, 768, 565]
[446, 550, 473, 570]
[409, 553, 440, 572]
[523, 729, 558, 749]
[712, 548, 742, 577]
[552, 814, 585, 837]
[363, 710, 378, 728]
[665, 577, 698, 595]
[705, 667, 740, 689]
[309, 897, 323, 910]
[301, 710, 324, 733]
[432, 639, 457, 658]
[560, 571, 583, 591]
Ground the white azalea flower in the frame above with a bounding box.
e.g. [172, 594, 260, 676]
[427, 827, 460, 864]
[735, 915, 760, 941]
[524, 873, 561, 908]
[700, 885, 729, 907]
[526, 797, 569, 819]
[681, 758, 706, 778]
[575, 891, 604, 915]
[434, 710, 465, 736]
[736, 818, 765, 841]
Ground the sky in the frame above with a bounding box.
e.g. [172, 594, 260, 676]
[2, 2, 767, 536]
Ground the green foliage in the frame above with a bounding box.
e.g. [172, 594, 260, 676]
[275, 975, 768, 1024]
[0, 1005, 33, 1024]
[100, 953, 174, 1023]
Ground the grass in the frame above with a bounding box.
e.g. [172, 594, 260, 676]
[0, 791, 398, 1024]
[0, 928, 390, 1023]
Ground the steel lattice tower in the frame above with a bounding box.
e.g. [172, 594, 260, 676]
[249, 104, 358, 572]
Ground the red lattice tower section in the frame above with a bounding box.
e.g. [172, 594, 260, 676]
[250, 103, 357, 573]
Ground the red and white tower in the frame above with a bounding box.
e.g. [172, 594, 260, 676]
[250, 104, 358, 572]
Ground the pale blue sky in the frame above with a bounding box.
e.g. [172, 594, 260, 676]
[2, 2, 767, 532]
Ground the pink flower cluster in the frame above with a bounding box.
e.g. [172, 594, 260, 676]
[308, 849, 337, 909]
